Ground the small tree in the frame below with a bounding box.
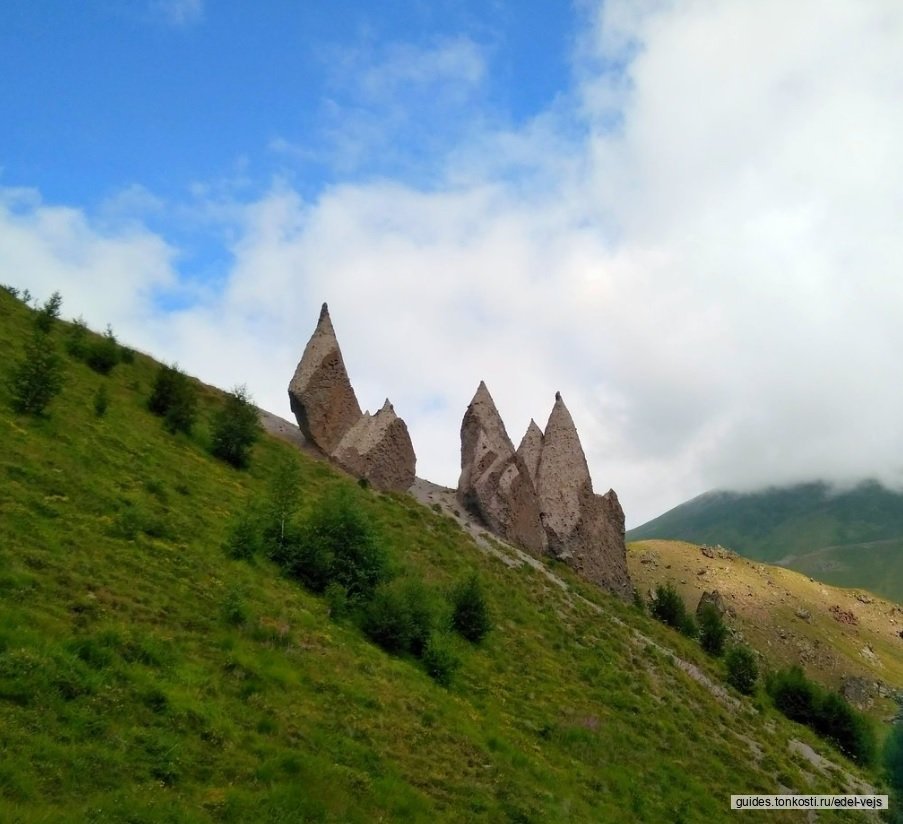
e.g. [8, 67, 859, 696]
[85, 325, 120, 375]
[698, 602, 727, 657]
[148, 363, 197, 434]
[450, 573, 492, 643]
[210, 385, 260, 468]
[814, 691, 876, 766]
[93, 385, 109, 418]
[223, 508, 261, 560]
[8, 329, 65, 415]
[725, 645, 759, 695]
[768, 666, 818, 725]
[34, 291, 62, 333]
[263, 452, 302, 556]
[650, 582, 691, 632]
[422, 633, 460, 687]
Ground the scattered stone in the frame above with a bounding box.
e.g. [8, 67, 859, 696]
[829, 605, 858, 626]
[859, 644, 882, 666]
[795, 608, 811, 622]
[696, 589, 733, 618]
[855, 593, 873, 604]
[288, 303, 362, 453]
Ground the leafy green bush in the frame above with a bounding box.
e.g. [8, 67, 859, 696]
[223, 509, 261, 560]
[324, 582, 349, 619]
[362, 583, 415, 654]
[422, 633, 460, 687]
[8, 329, 65, 415]
[148, 363, 198, 434]
[93, 384, 109, 418]
[210, 384, 260, 468]
[65, 316, 89, 359]
[650, 583, 692, 634]
[768, 666, 818, 725]
[222, 587, 248, 626]
[698, 602, 727, 657]
[725, 645, 758, 695]
[276, 491, 388, 601]
[813, 691, 876, 766]
[34, 291, 62, 333]
[85, 325, 120, 375]
[450, 573, 491, 643]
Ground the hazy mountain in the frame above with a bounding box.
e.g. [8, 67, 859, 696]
[628, 481, 903, 603]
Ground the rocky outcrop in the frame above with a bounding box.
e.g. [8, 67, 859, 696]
[696, 590, 729, 619]
[533, 393, 631, 597]
[456, 385, 631, 597]
[332, 400, 416, 491]
[288, 303, 362, 454]
[457, 383, 547, 555]
[288, 303, 416, 492]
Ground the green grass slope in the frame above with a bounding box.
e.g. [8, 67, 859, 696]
[0, 290, 883, 822]
[628, 484, 903, 603]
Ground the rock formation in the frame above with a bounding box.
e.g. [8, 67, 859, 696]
[288, 303, 415, 492]
[288, 303, 362, 454]
[457, 385, 631, 598]
[457, 383, 547, 555]
[332, 400, 416, 492]
[535, 392, 631, 597]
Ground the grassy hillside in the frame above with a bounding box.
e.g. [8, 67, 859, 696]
[627, 484, 903, 603]
[628, 540, 903, 719]
[0, 288, 886, 821]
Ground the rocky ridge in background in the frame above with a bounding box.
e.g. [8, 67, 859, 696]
[458, 384, 631, 597]
[287, 303, 415, 491]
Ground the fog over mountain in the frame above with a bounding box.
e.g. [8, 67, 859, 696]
[2, 0, 902, 526]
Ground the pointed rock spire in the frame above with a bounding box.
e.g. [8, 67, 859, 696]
[288, 302, 362, 453]
[287, 303, 416, 491]
[457, 382, 546, 554]
[515, 419, 544, 488]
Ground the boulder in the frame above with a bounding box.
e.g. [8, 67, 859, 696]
[332, 399, 416, 492]
[288, 303, 363, 453]
[696, 590, 728, 618]
[457, 383, 546, 555]
[535, 393, 631, 597]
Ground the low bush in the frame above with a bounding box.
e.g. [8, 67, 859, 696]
[725, 645, 758, 695]
[450, 573, 491, 644]
[698, 602, 727, 657]
[422, 633, 460, 687]
[8, 329, 65, 415]
[210, 385, 260, 468]
[650, 583, 692, 634]
[148, 363, 197, 434]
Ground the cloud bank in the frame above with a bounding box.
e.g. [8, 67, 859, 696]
[3, 0, 902, 526]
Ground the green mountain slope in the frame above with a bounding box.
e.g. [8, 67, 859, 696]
[0, 289, 882, 821]
[628, 483, 903, 603]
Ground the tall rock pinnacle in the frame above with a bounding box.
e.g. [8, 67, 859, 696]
[457, 382, 546, 555]
[536, 392, 631, 597]
[287, 304, 416, 491]
[288, 303, 362, 454]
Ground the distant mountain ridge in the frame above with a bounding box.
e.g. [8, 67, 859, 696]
[627, 481, 903, 603]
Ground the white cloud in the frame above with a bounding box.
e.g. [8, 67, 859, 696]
[150, 0, 203, 28]
[5, 1, 903, 527]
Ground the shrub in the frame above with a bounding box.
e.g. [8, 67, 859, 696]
[362, 584, 414, 654]
[93, 385, 109, 418]
[814, 691, 876, 766]
[222, 587, 248, 626]
[422, 633, 460, 687]
[262, 452, 302, 557]
[725, 645, 759, 695]
[8, 329, 65, 415]
[768, 666, 818, 725]
[324, 582, 349, 619]
[65, 317, 89, 359]
[650, 583, 691, 633]
[278, 491, 388, 601]
[223, 509, 261, 560]
[85, 325, 120, 375]
[148, 363, 197, 434]
[450, 573, 491, 643]
[679, 614, 698, 639]
[210, 384, 260, 468]
[632, 588, 646, 613]
[698, 602, 727, 656]
[34, 291, 62, 333]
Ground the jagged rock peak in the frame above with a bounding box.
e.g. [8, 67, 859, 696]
[287, 302, 362, 453]
[332, 396, 416, 492]
[516, 419, 544, 488]
[457, 382, 546, 555]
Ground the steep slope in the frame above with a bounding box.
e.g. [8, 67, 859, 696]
[0, 289, 883, 821]
[628, 540, 903, 719]
[628, 483, 903, 603]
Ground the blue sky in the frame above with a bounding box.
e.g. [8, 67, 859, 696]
[1, 1, 575, 204]
[2, 0, 903, 526]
